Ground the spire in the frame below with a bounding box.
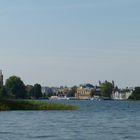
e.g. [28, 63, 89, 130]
[0, 70, 3, 86]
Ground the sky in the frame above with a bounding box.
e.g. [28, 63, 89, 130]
[0, 0, 140, 88]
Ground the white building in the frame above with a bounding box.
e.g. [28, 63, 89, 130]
[112, 89, 133, 100]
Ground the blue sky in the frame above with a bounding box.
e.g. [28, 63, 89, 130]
[0, 0, 140, 87]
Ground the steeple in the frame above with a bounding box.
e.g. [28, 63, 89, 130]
[0, 70, 3, 87]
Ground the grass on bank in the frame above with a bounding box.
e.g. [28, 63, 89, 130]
[0, 100, 78, 111]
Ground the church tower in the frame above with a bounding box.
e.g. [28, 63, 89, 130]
[0, 70, 3, 87]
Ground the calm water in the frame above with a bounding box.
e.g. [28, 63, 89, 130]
[0, 100, 140, 140]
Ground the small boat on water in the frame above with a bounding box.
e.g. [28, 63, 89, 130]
[90, 95, 102, 101]
[49, 96, 69, 100]
[58, 96, 70, 100]
[49, 96, 59, 100]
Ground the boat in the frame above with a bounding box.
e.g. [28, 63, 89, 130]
[58, 96, 70, 100]
[49, 96, 69, 100]
[90, 96, 102, 101]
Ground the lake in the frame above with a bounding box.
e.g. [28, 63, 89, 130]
[0, 100, 140, 140]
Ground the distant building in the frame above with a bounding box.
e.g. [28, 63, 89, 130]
[57, 86, 70, 97]
[0, 70, 3, 87]
[112, 88, 133, 100]
[41, 86, 61, 96]
[75, 84, 94, 100]
[42, 87, 54, 96]
[92, 86, 102, 97]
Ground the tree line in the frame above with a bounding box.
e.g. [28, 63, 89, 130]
[0, 76, 140, 100]
[0, 76, 42, 99]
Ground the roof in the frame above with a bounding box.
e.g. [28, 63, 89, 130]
[80, 83, 94, 89]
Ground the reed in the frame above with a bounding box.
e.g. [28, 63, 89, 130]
[0, 100, 78, 111]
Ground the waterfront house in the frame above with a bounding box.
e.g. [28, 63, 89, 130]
[75, 84, 94, 100]
[112, 88, 133, 100]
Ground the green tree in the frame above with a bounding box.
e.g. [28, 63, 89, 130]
[101, 81, 114, 98]
[129, 87, 140, 100]
[5, 76, 27, 99]
[33, 84, 42, 99]
[0, 86, 9, 99]
[26, 85, 34, 99]
[67, 86, 77, 97]
[28, 87, 34, 99]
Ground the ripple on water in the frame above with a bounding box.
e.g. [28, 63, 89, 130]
[28, 135, 57, 139]
[0, 100, 140, 140]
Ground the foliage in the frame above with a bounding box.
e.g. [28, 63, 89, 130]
[129, 87, 140, 100]
[0, 86, 10, 99]
[5, 76, 27, 99]
[0, 100, 78, 111]
[67, 86, 77, 97]
[33, 84, 42, 99]
[25, 84, 43, 99]
[27, 86, 34, 98]
[100, 81, 114, 98]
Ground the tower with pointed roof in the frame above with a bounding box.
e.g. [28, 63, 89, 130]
[0, 70, 3, 87]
